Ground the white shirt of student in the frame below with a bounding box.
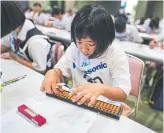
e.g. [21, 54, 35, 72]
[53, 17, 71, 31]
[115, 24, 143, 43]
[55, 42, 131, 96]
[1, 34, 11, 47]
[26, 11, 49, 26]
[2, 19, 51, 71]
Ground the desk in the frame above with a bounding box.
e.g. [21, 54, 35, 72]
[1, 59, 156, 133]
[114, 40, 164, 63]
[36, 25, 71, 46]
[139, 33, 157, 40]
[1, 59, 44, 115]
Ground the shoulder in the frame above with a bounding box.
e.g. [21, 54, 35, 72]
[28, 36, 51, 50]
[106, 40, 127, 63]
[65, 42, 78, 54]
[108, 40, 126, 56]
[126, 24, 138, 32]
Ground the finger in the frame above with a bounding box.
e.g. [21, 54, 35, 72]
[88, 96, 97, 106]
[71, 86, 84, 96]
[77, 93, 91, 105]
[71, 90, 88, 103]
[40, 82, 45, 92]
[52, 84, 60, 94]
[45, 85, 53, 94]
[0, 54, 7, 59]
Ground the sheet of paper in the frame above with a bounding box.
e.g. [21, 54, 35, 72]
[1, 93, 97, 133]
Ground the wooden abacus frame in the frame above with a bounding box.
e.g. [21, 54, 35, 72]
[46, 90, 123, 120]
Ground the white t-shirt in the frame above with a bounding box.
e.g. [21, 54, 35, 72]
[115, 24, 143, 43]
[1, 34, 11, 47]
[1, 19, 51, 71]
[55, 42, 131, 96]
[26, 11, 49, 26]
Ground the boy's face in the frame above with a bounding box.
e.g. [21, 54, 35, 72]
[76, 37, 96, 57]
[58, 14, 63, 20]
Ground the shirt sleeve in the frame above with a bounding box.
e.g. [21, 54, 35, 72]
[54, 43, 75, 77]
[28, 38, 51, 71]
[109, 44, 131, 96]
[128, 25, 143, 43]
[1, 34, 11, 47]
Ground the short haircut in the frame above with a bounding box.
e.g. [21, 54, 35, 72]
[1, 1, 25, 37]
[149, 17, 160, 29]
[33, 2, 41, 8]
[71, 5, 115, 58]
[139, 17, 146, 25]
[52, 8, 64, 16]
[115, 16, 126, 33]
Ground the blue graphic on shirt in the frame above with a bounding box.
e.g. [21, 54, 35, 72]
[73, 62, 107, 83]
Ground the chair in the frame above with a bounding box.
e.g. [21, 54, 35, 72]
[123, 54, 145, 120]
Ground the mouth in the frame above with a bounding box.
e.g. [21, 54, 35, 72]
[83, 54, 90, 57]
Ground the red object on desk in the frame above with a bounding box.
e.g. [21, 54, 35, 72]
[18, 104, 46, 126]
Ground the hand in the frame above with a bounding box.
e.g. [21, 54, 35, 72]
[70, 83, 105, 106]
[149, 40, 157, 49]
[40, 69, 62, 94]
[160, 42, 164, 49]
[0, 51, 18, 61]
[47, 21, 53, 27]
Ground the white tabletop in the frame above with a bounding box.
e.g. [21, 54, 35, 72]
[36, 24, 71, 43]
[139, 33, 158, 40]
[114, 40, 164, 63]
[89, 114, 156, 133]
[37, 25, 163, 63]
[1, 59, 156, 133]
[1, 59, 44, 115]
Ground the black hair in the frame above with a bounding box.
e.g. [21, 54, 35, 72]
[33, 2, 42, 8]
[115, 14, 128, 23]
[71, 5, 115, 59]
[139, 17, 146, 25]
[52, 8, 64, 16]
[115, 16, 126, 33]
[1, 1, 25, 38]
[149, 17, 160, 29]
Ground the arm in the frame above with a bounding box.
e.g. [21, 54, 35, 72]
[15, 56, 45, 74]
[40, 44, 74, 94]
[129, 25, 143, 43]
[28, 39, 51, 74]
[102, 85, 127, 102]
[0, 45, 10, 53]
[1, 34, 11, 53]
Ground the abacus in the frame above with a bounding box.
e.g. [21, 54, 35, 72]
[46, 90, 123, 120]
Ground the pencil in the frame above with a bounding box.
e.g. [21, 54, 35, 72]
[2, 75, 27, 87]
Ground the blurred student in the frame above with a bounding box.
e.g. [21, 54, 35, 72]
[141, 17, 160, 34]
[47, 8, 70, 31]
[24, 7, 32, 18]
[115, 16, 143, 43]
[149, 18, 164, 49]
[63, 9, 75, 23]
[1, 1, 51, 74]
[27, 3, 49, 26]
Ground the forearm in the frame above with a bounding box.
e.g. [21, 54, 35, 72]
[16, 56, 33, 69]
[1, 45, 10, 53]
[102, 84, 127, 102]
[54, 68, 63, 80]
[16, 57, 47, 74]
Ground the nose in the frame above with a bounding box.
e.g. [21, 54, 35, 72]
[81, 44, 89, 53]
